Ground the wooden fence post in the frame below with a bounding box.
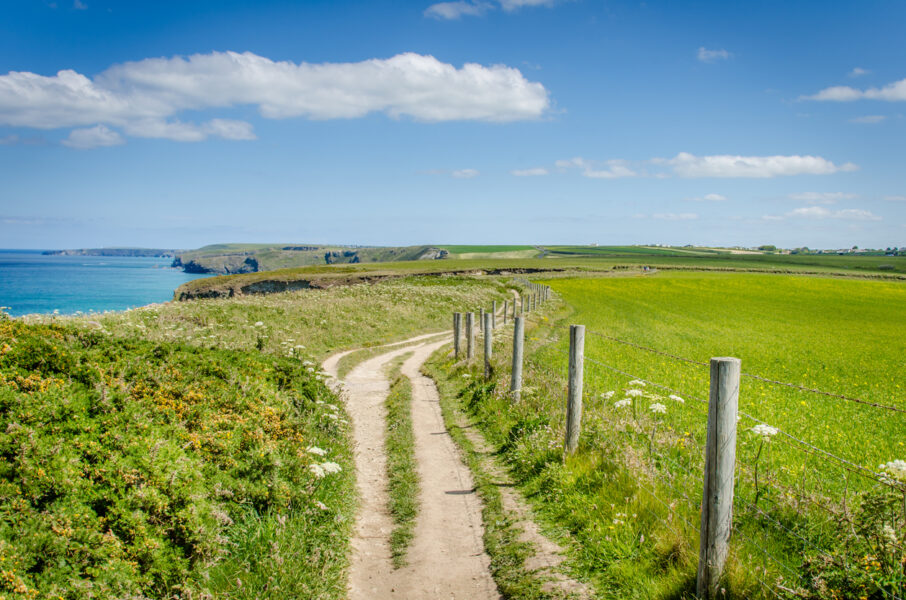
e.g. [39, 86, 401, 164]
[696, 357, 741, 599]
[503, 300, 508, 324]
[510, 316, 524, 402]
[512, 298, 517, 320]
[453, 312, 462, 359]
[466, 312, 475, 360]
[564, 325, 585, 454]
[483, 312, 493, 380]
[480, 308, 485, 333]
[493, 300, 497, 329]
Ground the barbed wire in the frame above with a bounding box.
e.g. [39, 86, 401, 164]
[584, 356, 709, 406]
[587, 328, 905, 414]
[583, 353, 903, 492]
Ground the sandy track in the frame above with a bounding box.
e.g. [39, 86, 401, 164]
[325, 335, 499, 600]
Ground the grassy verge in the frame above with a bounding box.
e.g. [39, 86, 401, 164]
[0, 315, 354, 599]
[423, 349, 576, 600]
[63, 276, 508, 361]
[384, 354, 419, 567]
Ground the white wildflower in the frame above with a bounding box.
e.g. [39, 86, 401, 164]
[320, 461, 342, 474]
[625, 389, 643, 397]
[649, 402, 667, 414]
[254, 321, 264, 327]
[314, 500, 329, 511]
[882, 524, 898, 544]
[879, 459, 906, 483]
[614, 399, 632, 409]
[326, 404, 338, 412]
[309, 464, 326, 478]
[307, 446, 327, 456]
[628, 380, 646, 387]
[303, 360, 314, 366]
[669, 394, 685, 404]
[315, 375, 322, 381]
[751, 424, 778, 440]
[601, 391, 615, 399]
[306, 367, 315, 373]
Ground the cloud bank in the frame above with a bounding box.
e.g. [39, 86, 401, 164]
[425, 0, 558, 20]
[803, 77, 906, 101]
[548, 153, 856, 179]
[0, 51, 550, 147]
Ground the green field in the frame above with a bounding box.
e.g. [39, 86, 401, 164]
[438, 271, 906, 599]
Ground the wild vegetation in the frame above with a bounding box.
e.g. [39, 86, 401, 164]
[0, 313, 353, 599]
[432, 272, 906, 598]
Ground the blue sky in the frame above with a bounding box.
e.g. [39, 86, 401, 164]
[1, 0, 904, 249]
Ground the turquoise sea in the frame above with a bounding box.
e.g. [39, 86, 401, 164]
[0, 250, 212, 317]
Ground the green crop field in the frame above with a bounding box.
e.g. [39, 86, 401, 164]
[438, 271, 906, 599]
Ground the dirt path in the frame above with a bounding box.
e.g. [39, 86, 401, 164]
[324, 335, 499, 599]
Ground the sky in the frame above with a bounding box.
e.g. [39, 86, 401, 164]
[1, 0, 904, 250]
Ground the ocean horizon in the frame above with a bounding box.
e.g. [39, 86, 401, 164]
[0, 249, 212, 317]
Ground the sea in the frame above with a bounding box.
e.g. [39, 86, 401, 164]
[0, 250, 213, 317]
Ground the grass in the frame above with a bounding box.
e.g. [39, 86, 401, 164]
[0, 314, 354, 599]
[384, 354, 419, 567]
[432, 271, 906, 599]
[32, 276, 508, 361]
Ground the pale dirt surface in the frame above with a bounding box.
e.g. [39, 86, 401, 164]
[323, 334, 499, 600]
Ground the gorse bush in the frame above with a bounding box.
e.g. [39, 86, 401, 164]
[0, 318, 352, 599]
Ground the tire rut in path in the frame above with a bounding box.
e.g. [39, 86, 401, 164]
[325, 337, 499, 600]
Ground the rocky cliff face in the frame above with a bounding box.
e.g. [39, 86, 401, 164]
[173, 255, 259, 274]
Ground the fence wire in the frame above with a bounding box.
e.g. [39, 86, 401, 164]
[587, 328, 905, 414]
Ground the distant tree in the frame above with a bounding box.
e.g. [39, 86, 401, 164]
[758, 244, 777, 252]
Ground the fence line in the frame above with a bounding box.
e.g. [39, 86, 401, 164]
[452, 284, 904, 599]
[584, 351, 904, 494]
[587, 328, 905, 414]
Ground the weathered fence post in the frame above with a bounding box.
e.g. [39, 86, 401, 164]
[512, 298, 517, 320]
[479, 308, 485, 333]
[466, 312, 475, 360]
[564, 325, 585, 454]
[510, 316, 524, 402]
[696, 357, 741, 599]
[453, 313, 462, 359]
[492, 300, 497, 329]
[503, 300, 508, 324]
[483, 312, 493, 380]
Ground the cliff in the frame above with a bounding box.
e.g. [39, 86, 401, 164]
[43, 248, 179, 257]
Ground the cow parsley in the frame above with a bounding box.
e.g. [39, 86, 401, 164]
[751, 424, 778, 440]
[649, 403, 667, 414]
[614, 398, 632, 409]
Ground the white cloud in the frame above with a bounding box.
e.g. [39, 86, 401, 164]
[786, 206, 880, 221]
[803, 78, 906, 101]
[702, 193, 726, 201]
[61, 124, 124, 149]
[424, 1, 491, 19]
[118, 118, 257, 142]
[652, 213, 699, 221]
[667, 152, 857, 178]
[498, 0, 558, 10]
[452, 168, 480, 178]
[511, 167, 548, 176]
[555, 157, 636, 179]
[0, 51, 550, 145]
[697, 47, 731, 63]
[425, 0, 558, 19]
[849, 115, 886, 124]
[788, 192, 857, 204]
[885, 195, 906, 202]
[849, 67, 869, 78]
